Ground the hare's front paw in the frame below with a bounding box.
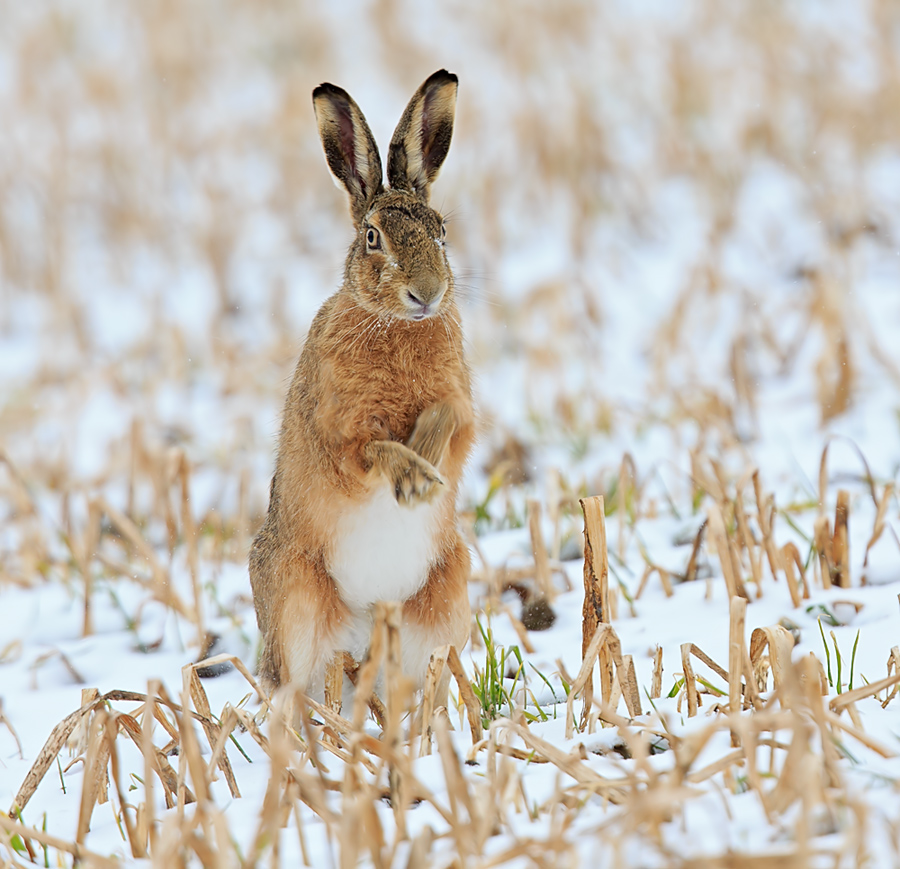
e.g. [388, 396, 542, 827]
[406, 400, 460, 467]
[394, 450, 444, 505]
[365, 441, 444, 505]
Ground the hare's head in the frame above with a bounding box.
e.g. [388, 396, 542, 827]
[313, 70, 458, 322]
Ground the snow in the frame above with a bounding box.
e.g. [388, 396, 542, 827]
[2, 1, 900, 865]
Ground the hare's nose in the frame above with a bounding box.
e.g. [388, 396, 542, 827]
[409, 277, 447, 307]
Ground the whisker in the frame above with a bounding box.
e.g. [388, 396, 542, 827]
[442, 206, 466, 224]
[331, 312, 376, 349]
[439, 311, 462, 369]
[453, 283, 502, 308]
[346, 312, 385, 354]
[335, 306, 382, 354]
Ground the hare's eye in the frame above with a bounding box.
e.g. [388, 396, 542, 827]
[440, 222, 447, 240]
[365, 227, 381, 250]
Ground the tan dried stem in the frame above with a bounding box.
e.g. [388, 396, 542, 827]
[527, 498, 556, 602]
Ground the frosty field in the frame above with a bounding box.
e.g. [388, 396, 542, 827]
[2, 2, 900, 866]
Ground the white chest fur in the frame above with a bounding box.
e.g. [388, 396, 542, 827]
[328, 484, 445, 611]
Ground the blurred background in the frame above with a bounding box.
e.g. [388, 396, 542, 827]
[1, 0, 899, 578]
[4, 7, 900, 861]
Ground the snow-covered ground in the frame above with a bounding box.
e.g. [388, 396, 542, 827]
[2, 2, 900, 865]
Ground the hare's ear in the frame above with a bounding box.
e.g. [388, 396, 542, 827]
[313, 83, 384, 225]
[387, 70, 458, 202]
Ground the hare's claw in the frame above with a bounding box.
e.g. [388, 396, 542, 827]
[394, 453, 444, 505]
[365, 440, 444, 505]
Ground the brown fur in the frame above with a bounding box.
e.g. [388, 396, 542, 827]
[250, 70, 474, 698]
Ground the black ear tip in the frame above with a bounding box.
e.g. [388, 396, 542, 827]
[312, 81, 348, 101]
[427, 69, 458, 87]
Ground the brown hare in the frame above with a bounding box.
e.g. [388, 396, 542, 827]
[250, 70, 474, 707]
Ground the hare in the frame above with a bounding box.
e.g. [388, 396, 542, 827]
[250, 70, 474, 707]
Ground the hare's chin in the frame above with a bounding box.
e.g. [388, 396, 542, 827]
[406, 305, 441, 322]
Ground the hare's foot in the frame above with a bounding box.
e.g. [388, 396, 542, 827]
[405, 401, 461, 467]
[365, 440, 444, 505]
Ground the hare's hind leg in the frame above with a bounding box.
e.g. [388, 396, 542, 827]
[256, 550, 349, 698]
[401, 534, 471, 707]
[249, 529, 283, 693]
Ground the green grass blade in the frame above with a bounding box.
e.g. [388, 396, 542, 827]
[849, 629, 860, 691]
[831, 630, 842, 694]
[818, 618, 833, 687]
